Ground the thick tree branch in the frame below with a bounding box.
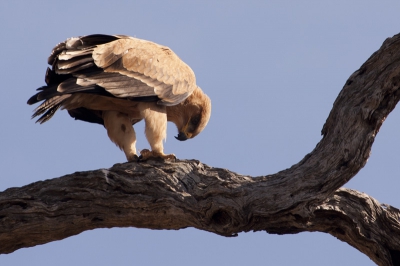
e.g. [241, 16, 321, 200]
[2, 33, 400, 265]
[1, 162, 400, 265]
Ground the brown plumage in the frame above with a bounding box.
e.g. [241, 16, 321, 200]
[28, 34, 211, 161]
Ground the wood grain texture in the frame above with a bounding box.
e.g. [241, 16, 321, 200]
[3, 33, 400, 265]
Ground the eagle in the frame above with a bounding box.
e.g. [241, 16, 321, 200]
[27, 34, 211, 161]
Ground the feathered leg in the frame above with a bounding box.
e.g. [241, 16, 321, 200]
[139, 103, 176, 161]
[103, 110, 138, 161]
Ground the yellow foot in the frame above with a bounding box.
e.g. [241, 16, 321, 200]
[139, 149, 176, 162]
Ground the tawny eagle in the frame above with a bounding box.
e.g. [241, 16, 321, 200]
[27, 34, 211, 161]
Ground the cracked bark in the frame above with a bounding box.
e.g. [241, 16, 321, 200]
[2, 33, 400, 265]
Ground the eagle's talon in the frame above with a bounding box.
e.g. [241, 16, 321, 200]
[127, 154, 139, 162]
[138, 149, 176, 162]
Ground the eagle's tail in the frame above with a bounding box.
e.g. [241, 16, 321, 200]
[31, 94, 71, 124]
[27, 67, 72, 124]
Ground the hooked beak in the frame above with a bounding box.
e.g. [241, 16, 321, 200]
[175, 132, 188, 141]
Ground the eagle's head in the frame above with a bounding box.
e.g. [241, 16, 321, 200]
[168, 86, 211, 141]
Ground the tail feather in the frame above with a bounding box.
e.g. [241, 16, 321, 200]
[27, 90, 43, 105]
[27, 84, 59, 105]
[35, 104, 62, 124]
[32, 94, 71, 123]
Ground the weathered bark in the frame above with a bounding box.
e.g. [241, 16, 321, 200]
[2, 33, 400, 265]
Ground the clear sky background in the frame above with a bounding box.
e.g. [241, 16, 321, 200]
[1, 1, 399, 265]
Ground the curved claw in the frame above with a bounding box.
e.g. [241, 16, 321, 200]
[138, 149, 176, 162]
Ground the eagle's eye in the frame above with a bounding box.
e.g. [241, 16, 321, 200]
[190, 114, 201, 127]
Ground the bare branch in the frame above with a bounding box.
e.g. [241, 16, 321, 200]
[1, 162, 399, 265]
[2, 33, 400, 265]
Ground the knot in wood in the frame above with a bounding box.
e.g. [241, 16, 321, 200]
[211, 209, 232, 226]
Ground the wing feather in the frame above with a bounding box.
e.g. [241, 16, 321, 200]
[55, 62, 95, 75]
[58, 49, 94, 60]
[57, 55, 93, 69]
[28, 34, 200, 124]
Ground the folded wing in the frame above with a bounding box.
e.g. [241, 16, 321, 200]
[28, 34, 198, 123]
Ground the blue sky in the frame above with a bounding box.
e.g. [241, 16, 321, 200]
[1, 1, 400, 265]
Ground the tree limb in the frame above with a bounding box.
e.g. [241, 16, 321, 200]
[2, 33, 400, 265]
[1, 162, 400, 265]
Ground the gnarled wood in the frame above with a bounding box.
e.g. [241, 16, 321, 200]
[0, 162, 399, 265]
[2, 33, 400, 265]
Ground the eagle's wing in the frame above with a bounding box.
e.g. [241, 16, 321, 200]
[53, 35, 197, 106]
[28, 34, 198, 123]
[92, 36, 197, 105]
